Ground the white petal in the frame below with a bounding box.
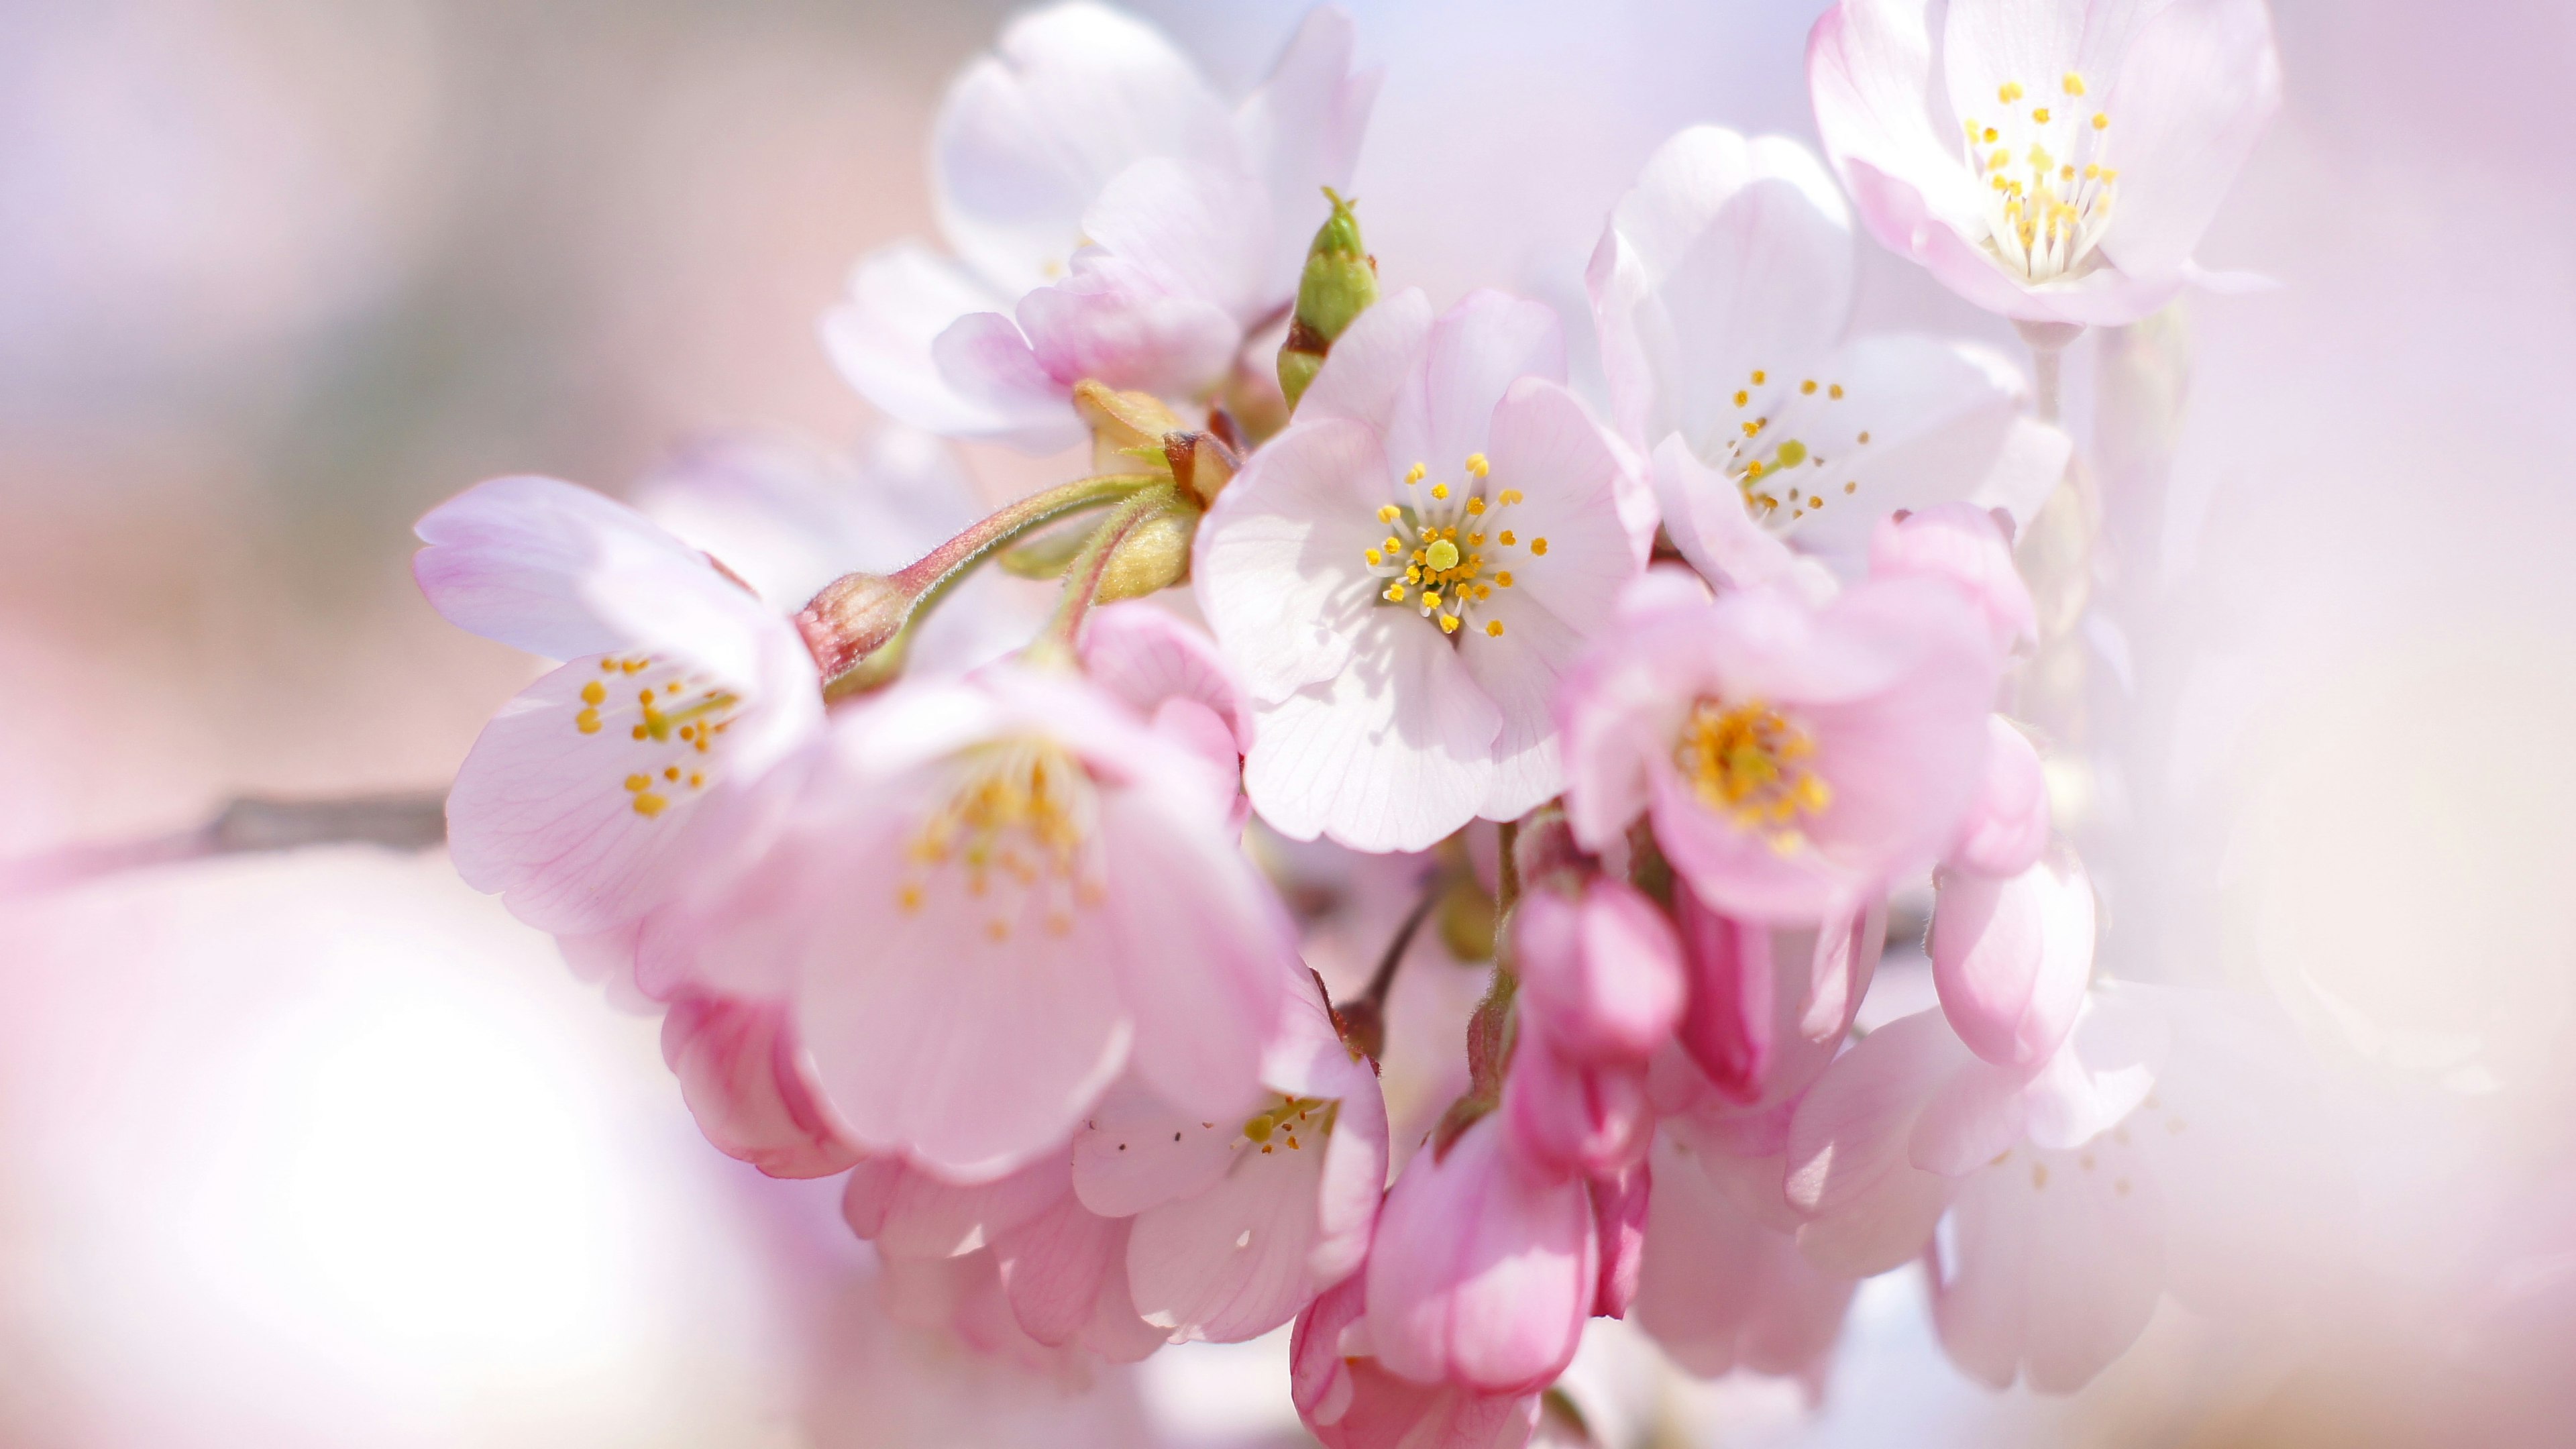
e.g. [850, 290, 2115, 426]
[820, 244, 1082, 449]
[1193, 416, 1391, 702]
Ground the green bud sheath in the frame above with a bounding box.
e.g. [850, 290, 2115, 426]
[1278, 188, 1378, 413]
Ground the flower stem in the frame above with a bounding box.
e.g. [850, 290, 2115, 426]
[1028, 482, 1180, 664]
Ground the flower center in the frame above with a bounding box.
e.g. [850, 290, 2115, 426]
[1959, 72, 2118, 283]
[574, 653, 739, 819]
[1675, 698, 1832, 851]
[1359, 453, 1544, 640]
[1706, 368, 1870, 533]
[899, 738, 1104, 942]
[1240, 1095, 1334, 1155]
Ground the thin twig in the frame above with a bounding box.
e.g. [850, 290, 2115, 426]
[0, 790, 447, 898]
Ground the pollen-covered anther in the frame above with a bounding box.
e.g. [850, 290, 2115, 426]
[1675, 698, 1833, 853]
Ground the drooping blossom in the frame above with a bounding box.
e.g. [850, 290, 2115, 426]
[1291, 1273, 1541, 1449]
[1559, 572, 1997, 923]
[1197, 288, 1643, 852]
[1588, 125, 2069, 582]
[1809, 0, 2283, 327]
[1672, 883, 1886, 1108]
[1503, 877, 1685, 1177]
[413, 474, 826, 936]
[1631, 1105, 1858, 1393]
[1071, 974, 1391, 1344]
[1784, 986, 2314, 1390]
[652, 649, 1297, 1183]
[1363, 1112, 1597, 1395]
[824, 3, 1379, 450]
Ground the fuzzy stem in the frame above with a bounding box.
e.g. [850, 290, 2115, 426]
[1028, 483, 1179, 664]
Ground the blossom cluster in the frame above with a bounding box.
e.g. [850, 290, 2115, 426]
[414, 0, 2285, 1440]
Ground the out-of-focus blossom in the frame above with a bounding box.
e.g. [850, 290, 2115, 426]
[823, 3, 1379, 449]
[1560, 575, 1996, 922]
[1197, 288, 1642, 852]
[1291, 1273, 1541, 1449]
[1071, 978, 1390, 1344]
[1931, 843, 2096, 1068]
[1632, 1108, 1857, 1393]
[413, 475, 825, 936]
[1809, 0, 2283, 326]
[1949, 714, 2052, 878]
[1364, 1113, 1597, 1395]
[660, 991, 862, 1179]
[1869, 502, 2038, 657]
[658, 658, 1297, 1183]
[1588, 125, 2068, 579]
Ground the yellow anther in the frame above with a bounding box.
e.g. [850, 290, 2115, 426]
[1829, 383, 1844, 399]
[898, 884, 923, 912]
[1800, 379, 1817, 394]
[1742, 418, 1764, 437]
[1774, 439, 1807, 468]
[1438, 612, 1461, 635]
[1530, 537, 1549, 556]
[1747, 460, 1766, 478]
[1992, 148, 2010, 170]
[1485, 620, 1505, 637]
[985, 920, 1009, 943]
[2092, 113, 2110, 131]
[1983, 125, 1999, 143]
[1431, 483, 1449, 500]
[2063, 72, 2087, 96]
[1733, 389, 1750, 407]
[625, 774, 649, 792]
[580, 680, 606, 706]
[1999, 80, 2025, 104]
[575, 708, 602, 734]
[1843, 481, 1858, 494]
[1385, 584, 1407, 602]
[1365, 548, 1383, 566]
[1497, 571, 1513, 587]
[1405, 462, 1426, 484]
[1385, 535, 1403, 553]
[1859, 431, 1872, 444]
[2033, 107, 2051, 124]
[1500, 489, 1523, 505]
[1750, 369, 1768, 384]
[1465, 453, 1489, 478]
[633, 793, 667, 818]
[1499, 530, 1516, 545]
[1809, 494, 1823, 508]
[1466, 496, 1487, 515]
[1379, 503, 1401, 523]
[1468, 533, 1485, 546]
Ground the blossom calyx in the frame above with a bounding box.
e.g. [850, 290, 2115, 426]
[1093, 492, 1201, 602]
[1277, 188, 1377, 412]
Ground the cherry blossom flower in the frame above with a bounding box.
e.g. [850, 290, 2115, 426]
[1197, 288, 1643, 851]
[1589, 125, 2069, 580]
[1631, 1106, 1858, 1393]
[1559, 573, 1997, 923]
[1071, 976, 1391, 1344]
[1364, 1112, 1597, 1395]
[824, 3, 1379, 450]
[656, 656, 1296, 1183]
[413, 474, 824, 936]
[1503, 878, 1685, 1177]
[1291, 1273, 1542, 1449]
[659, 991, 861, 1179]
[1809, 0, 2283, 327]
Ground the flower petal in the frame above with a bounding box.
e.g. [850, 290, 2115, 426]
[1195, 416, 1393, 702]
[1785, 1008, 1968, 1275]
[2097, 0, 2283, 280]
[660, 991, 860, 1179]
[1233, 5, 1381, 302]
[820, 245, 1081, 450]
[1931, 845, 2096, 1068]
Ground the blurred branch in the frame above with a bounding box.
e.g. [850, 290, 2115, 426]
[0, 790, 447, 898]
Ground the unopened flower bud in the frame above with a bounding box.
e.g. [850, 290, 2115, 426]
[1073, 380, 1185, 474]
[795, 570, 912, 680]
[1278, 188, 1377, 412]
[1094, 498, 1200, 602]
[1162, 429, 1239, 508]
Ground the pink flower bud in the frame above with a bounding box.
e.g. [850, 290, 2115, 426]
[1291, 1275, 1542, 1449]
[1364, 1114, 1597, 1394]
[1949, 714, 2051, 877]
[1868, 501, 2036, 656]
[1502, 1036, 1655, 1179]
[1931, 846, 2096, 1068]
[1589, 1163, 1652, 1320]
[1513, 879, 1686, 1063]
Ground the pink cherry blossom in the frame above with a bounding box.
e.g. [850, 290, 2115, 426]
[648, 655, 1295, 1184]
[413, 475, 824, 936]
[1632, 1109, 1857, 1391]
[1809, 0, 2283, 327]
[1950, 714, 2052, 877]
[659, 991, 861, 1179]
[1868, 501, 2037, 656]
[1560, 575, 1996, 923]
[1502, 878, 1684, 1177]
[1364, 1112, 1597, 1395]
[1070, 977, 1391, 1343]
[1672, 883, 1886, 1108]
[1197, 288, 1644, 852]
[1931, 843, 2096, 1067]
[1291, 1274, 1541, 1449]
[1589, 125, 2070, 580]
[823, 4, 1379, 449]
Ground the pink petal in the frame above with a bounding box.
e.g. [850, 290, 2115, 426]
[1673, 889, 1777, 1102]
[1364, 1114, 1596, 1394]
[1385, 291, 1566, 482]
[1128, 1112, 1331, 1342]
[660, 992, 860, 1179]
[413, 475, 727, 662]
[1193, 416, 1392, 703]
[926, 309, 1081, 445]
[1501, 1039, 1655, 1180]
[1071, 1076, 1240, 1217]
[819, 244, 1080, 449]
[1634, 1128, 1857, 1381]
[1589, 1163, 1652, 1320]
[1079, 601, 1252, 753]
[1947, 715, 2051, 877]
[991, 1187, 1138, 1348]
[1295, 288, 1437, 442]
[1784, 1008, 1970, 1275]
[1515, 880, 1686, 1064]
[1233, 5, 1380, 301]
[2097, 0, 2283, 281]
[1930, 1140, 2165, 1392]
[843, 1150, 1071, 1259]
[1867, 500, 2039, 657]
[1931, 846, 2096, 1067]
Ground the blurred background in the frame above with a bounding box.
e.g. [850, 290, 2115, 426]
[4, 0, 2573, 1444]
